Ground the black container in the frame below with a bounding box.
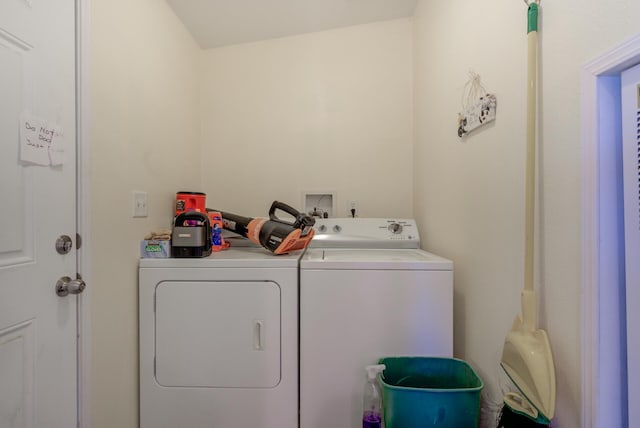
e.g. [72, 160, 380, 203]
[171, 212, 212, 258]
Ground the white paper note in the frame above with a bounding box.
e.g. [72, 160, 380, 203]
[19, 112, 65, 166]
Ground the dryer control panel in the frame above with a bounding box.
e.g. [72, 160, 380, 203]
[309, 218, 420, 249]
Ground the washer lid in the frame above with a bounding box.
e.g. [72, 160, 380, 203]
[301, 248, 453, 270]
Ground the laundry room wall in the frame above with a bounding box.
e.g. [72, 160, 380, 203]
[412, 0, 640, 426]
[199, 19, 414, 218]
[90, 0, 201, 427]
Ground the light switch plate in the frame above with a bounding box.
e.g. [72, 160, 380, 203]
[132, 191, 148, 218]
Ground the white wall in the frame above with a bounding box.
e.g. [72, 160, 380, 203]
[87, 1, 640, 425]
[88, 15, 412, 428]
[199, 19, 414, 218]
[413, 0, 640, 426]
[89, 0, 201, 426]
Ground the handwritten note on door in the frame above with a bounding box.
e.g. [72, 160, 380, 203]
[19, 112, 65, 166]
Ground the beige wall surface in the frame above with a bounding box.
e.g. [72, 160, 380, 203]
[199, 19, 414, 218]
[89, 14, 412, 428]
[413, 0, 640, 426]
[90, 0, 201, 426]
[89, 0, 640, 426]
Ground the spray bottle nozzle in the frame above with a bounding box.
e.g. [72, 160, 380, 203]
[366, 364, 386, 380]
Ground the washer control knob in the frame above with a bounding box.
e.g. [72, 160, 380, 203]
[388, 223, 403, 234]
[318, 225, 327, 233]
[333, 224, 342, 233]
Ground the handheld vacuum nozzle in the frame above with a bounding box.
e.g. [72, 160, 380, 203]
[213, 201, 316, 255]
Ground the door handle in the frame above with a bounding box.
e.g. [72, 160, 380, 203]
[56, 276, 86, 297]
[253, 320, 264, 350]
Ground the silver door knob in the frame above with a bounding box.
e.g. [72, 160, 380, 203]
[56, 276, 86, 297]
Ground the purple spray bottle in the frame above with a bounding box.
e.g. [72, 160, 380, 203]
[362, 364, 386, 428]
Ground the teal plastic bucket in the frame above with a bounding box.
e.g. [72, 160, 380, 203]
[378, 357, 483, 428]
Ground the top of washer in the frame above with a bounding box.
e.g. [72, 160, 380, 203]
[308, 218, 420, 249]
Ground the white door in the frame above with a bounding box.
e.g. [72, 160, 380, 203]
[0, 1, 79, 427]
[622, 63, 640, 428]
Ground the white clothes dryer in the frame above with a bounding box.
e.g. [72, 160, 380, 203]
[299, 218, 453, 428]
[139, 246, 300, 428]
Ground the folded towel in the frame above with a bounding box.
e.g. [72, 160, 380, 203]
[144, 229, 172, 240]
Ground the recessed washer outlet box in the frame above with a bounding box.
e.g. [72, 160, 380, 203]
[303, 192, 334, 218]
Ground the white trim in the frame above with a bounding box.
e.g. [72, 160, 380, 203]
[581, 32, 640, 428]
[584, 33, 640, 76]
[76, 0, 92, 426]
[580, 65, 599, 428]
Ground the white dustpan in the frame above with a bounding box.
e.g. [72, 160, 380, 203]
[500, 1, 556, 423]
[501, 290, 556, 422]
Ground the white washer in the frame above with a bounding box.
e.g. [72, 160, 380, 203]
[300, 218, 453, 428]
[139, 246, 300, 428]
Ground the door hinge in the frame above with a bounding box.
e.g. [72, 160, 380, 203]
[76, 233, 82, 250]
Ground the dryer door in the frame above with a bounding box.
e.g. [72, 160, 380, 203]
[154, 280, 281, 388]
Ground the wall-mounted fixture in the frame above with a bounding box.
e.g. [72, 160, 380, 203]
[302, 192, 335, 219]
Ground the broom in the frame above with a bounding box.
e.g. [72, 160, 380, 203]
[497, 1, 555, 427]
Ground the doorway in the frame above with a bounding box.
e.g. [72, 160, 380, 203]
[581, 32, 640, 428]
